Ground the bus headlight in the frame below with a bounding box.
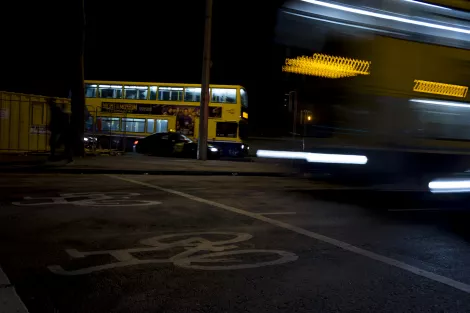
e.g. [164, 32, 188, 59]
[210, 147, 218, 152]
[241, 144, 245, 149]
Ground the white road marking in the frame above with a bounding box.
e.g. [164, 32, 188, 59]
[49, 232, 297, 274]
[0, 266, 29, 313]
[0, 266, 10, 285]
[108, 174, 470, 294]
[0, 287, 29, 313]
[13, 192, 161, 207]
[257, 212, 297, 215]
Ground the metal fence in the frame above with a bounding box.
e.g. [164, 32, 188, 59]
[0, 91, 70, 154]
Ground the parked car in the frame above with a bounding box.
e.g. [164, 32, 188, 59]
[134, 132, 221, 159]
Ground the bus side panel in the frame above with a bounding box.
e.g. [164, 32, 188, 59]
[221, 105, 239, 121]
[192, 118, 199, 140]
[208, 119, 216, 141]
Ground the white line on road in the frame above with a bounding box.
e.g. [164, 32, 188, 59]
[107, 175, 470, 294]
[257, 212, 297, 215]
[0, 266, 29, 313]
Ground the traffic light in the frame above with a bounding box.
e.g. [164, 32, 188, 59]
[301, 110, 313, 124]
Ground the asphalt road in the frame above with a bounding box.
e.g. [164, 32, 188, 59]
[1, 174, 470, 312]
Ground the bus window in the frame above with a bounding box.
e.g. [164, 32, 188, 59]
[99, 85, 123, 99]
[212, 88, 236, 104]
[122, 118, 145, 132]
[184, 87, 201, 102]
[97, 117, 120, 132]
[85, 84, 97, 98]
[124, 86, 148, 100]
[216, 122, 238, 137]
[147, 119, 155, 133]
[149, 86, 158, 100]
[240, 88, 248, 107]
[156, 119, 168, 133]
[159, 87, 183, 101]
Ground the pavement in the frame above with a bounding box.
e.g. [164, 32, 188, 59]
[1, 174, 470, 312]
[0, 153, 293, 176]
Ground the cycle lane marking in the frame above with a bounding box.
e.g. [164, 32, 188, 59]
[11, 192, 161, 207]
[106, 174, 470, 294]
[48, 232, 298, 274]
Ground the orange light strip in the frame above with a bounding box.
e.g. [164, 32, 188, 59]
[282, 53, 371, 79]
[413, 80, 468, 98]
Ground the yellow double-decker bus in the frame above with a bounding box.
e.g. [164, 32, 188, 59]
[84, 80, 249, 157]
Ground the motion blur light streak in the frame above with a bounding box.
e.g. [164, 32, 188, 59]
[282, 53, 371, 78]
[284, 11, 407, 36]
[300, 0, 470, 35]
[413, 80, 468, 98]
[256, 150, 309, 160]
[428, 179, 470, 193]
[256, 150, 368, 164]
[403, 0, 451, 10]
[410, 99, 470, 108]
[305, 153, 368, 164]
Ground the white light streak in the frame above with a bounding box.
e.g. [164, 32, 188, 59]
[285, 11, 408, 36]
[300, 0, 470, 35]
[306, 153, 368, 164]
[403, 0, 451, 11]
[256, 150, 368, 165]
[257, 150, 309, 159]
[429, 179, 470, 193]
[410, 98, 470, 108]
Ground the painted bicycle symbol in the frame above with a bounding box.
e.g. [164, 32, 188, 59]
[12, 192, 161, 207]
[48, 232, 298, 275]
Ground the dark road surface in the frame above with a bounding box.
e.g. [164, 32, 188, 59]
[1, 174, 470, 312]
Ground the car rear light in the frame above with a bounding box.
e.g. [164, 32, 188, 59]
[134, 140, 139, 145]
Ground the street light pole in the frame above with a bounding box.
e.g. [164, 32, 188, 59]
[197, 0, 213, 161]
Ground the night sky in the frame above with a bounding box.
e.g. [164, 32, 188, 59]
[2, 0, 287, 135]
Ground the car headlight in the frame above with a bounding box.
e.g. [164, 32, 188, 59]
[84, 137, 89, 142]
[210, 147, 218, 152]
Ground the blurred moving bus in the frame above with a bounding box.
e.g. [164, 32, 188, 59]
[84, 80, 249, 156]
